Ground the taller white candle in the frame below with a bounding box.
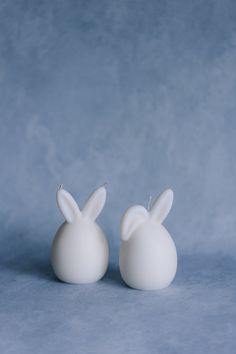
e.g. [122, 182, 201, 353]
[51, 185, 109, 284]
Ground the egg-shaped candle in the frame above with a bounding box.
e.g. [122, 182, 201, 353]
[119, 189, 177, 290]
[52, 185, 109, 284]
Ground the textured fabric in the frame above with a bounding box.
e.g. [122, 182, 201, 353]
[0, 1, 236, 353]
[0, 237, 235, 354]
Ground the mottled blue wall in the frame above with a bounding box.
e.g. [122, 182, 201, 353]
[0, 0, 236, 258]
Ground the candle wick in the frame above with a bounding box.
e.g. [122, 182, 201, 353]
[58, 184, 63, 190]
[147, 195, 153, 211]
[102, 182, 108, 189]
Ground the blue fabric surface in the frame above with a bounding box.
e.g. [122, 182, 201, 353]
[0, 0, 236, 256]
[0, 236, 235, 354]
[0, 1, 236, 353]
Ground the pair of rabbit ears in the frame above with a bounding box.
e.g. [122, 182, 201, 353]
[57, 185, 107, 223]
[121, 189, 174, 241]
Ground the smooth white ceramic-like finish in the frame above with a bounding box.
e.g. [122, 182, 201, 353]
[51, 185, 109, 284]
[119, 189, 177, 290]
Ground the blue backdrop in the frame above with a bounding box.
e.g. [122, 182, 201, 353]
[0, 1, 235, 353]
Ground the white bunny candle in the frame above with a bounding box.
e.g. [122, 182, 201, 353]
[51, 185, 109, 284]
[119, 189, 177, 290]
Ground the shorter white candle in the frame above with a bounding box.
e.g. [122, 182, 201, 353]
[51, 184, 109, 284]
[119, 189, 177, 290]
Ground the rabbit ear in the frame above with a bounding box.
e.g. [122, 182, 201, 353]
[149, 189, 173, 224]
[82, 185, 107, 221]
[56, 186, 81, 223]
[120, 205, 149, 241]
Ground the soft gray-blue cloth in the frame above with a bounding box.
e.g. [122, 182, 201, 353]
[0, 0, 236, 353]
[0, 236, 235, 354]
